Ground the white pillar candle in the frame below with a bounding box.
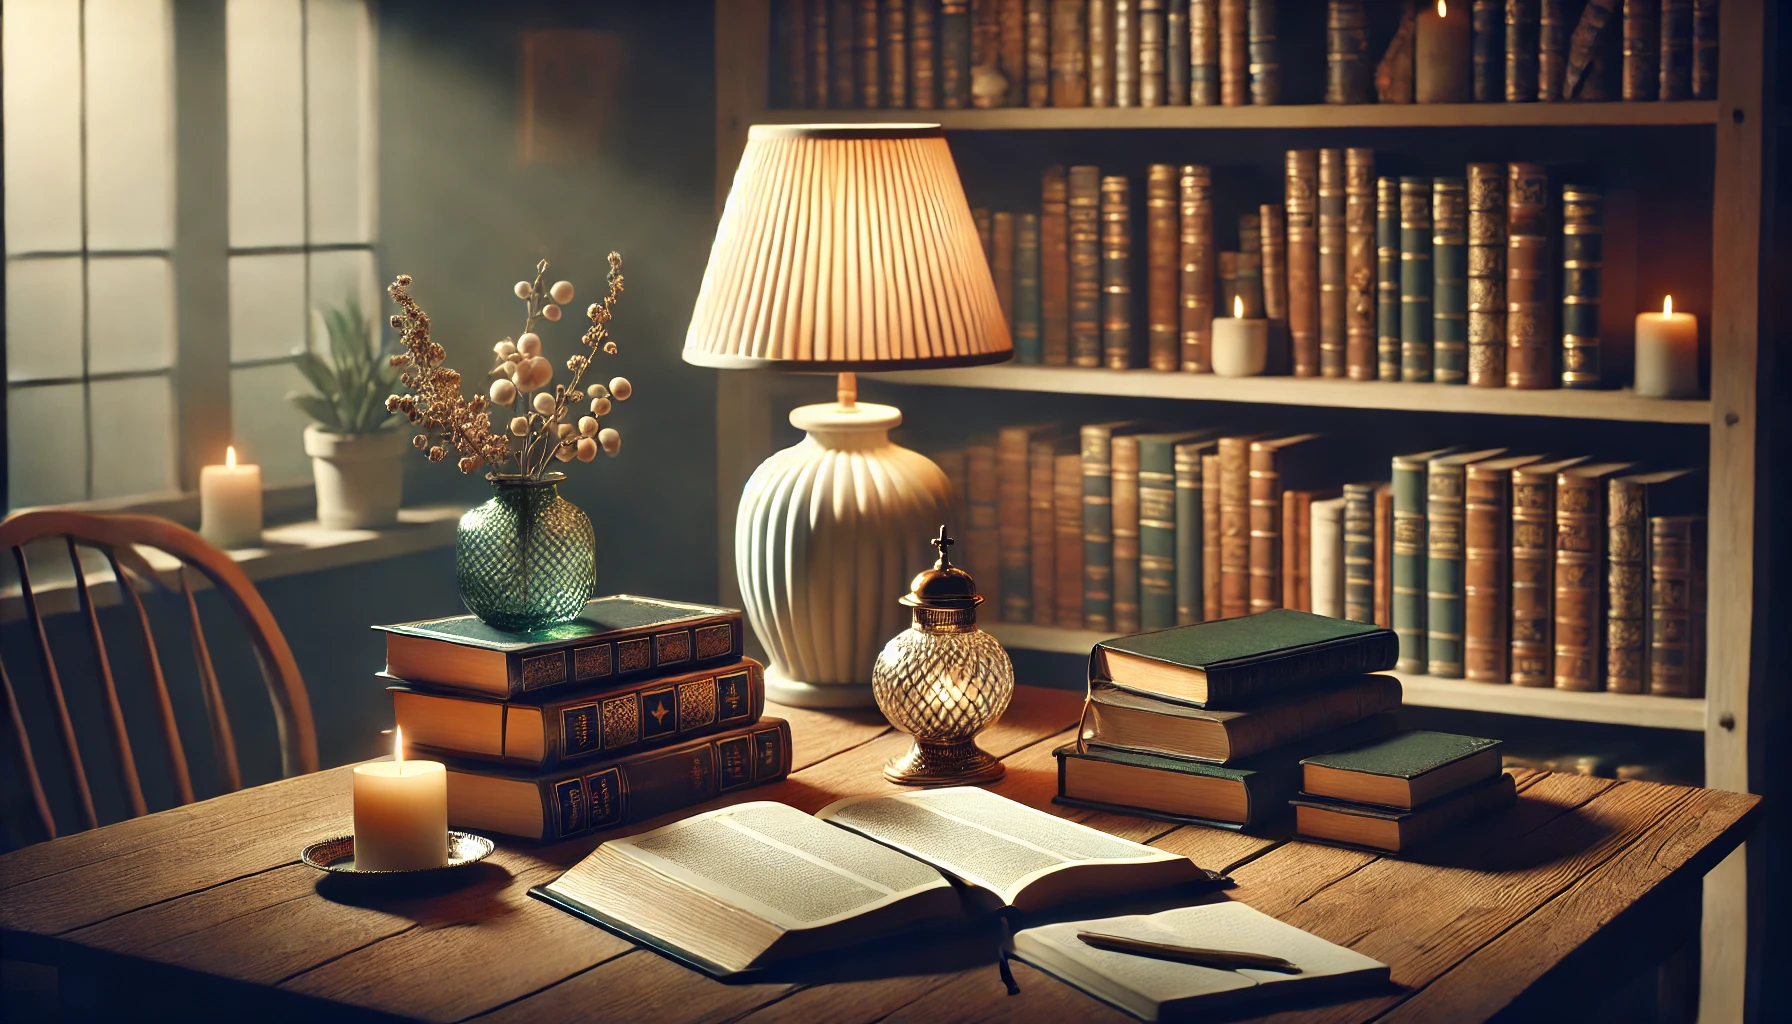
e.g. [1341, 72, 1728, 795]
[1634, 295, 1699, 399]
[1211, 295, 1269, 377]
[352, 727, 447, 871]
[199, 446, 263, 549]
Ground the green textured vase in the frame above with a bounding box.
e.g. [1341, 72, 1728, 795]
[455, 473, 595, 631]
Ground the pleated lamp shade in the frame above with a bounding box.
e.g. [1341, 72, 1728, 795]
[683, 124, 1013, 371]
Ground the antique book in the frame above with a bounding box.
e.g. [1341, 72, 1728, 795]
[1318, 150, 1347, 378]
[1202, 451, 1223, 620]
[1431, 177, 1468, 385]
[1101, 174, 1134, 368]
[535, 787, 1200, 978]
[1000, 0, 1027, 104]
[1190, 0, 1220, 104]
[1084, 422, 1148, 630]
[449, 718, 790, 842]
[884, 0, 910, 106]
[856, 0, 883, 106]
[1166, 0, 1190, 104]
[1658, 0, 1692, 100]
[1114, 0, 1139, 107]
[1343, 149, 1376, 381]
[1145, 164, 1180, 371]
[1505, 0, 1540, 101]
[1620, 0, 1655, 99]
[1249, 434, 1346, 614]
[1398, 177, 1434, 382]
[972, 0, 1004, 107]
[774, 0, 808, 108]
[1245, 0, 1278, 104]
[1139, 431, 1213, 630]
[1564, 0, 1619, 100]
[1042, 165, 1072, 364]
[1606, 469, 1702, 693]
[1026, 0, 1052, 105]
[974, 206, 993, 263]
[808, 0, 832, 107]
[1463, 455, 1544, 683]
[379, 597, 745, 700]
[1554, 461, 1635, 691]
[1373, 482, 1393, 629]
[1342, 482, 1380, 624]
[1285, 150, 1320, 377]
[1559, 185, 1602, 389]
[1326, 0, 1372, 104]
[1649, 514, 1707, 697]
[1050, 0, 1089, 105]
[1179, 165, 1215, 372]
[1302, 729, 1502, 809]
[936, 447, 969, 533]
[1140, 0, 1167, 106]
[1311, 495, 1348, 618]
[1292, 773, 1515, 853]
[1691, 0, 1717, 99]
[1425, 448, 1507, 678]
[1539, 0, 1569, 100]
[1085, 674, 1402, 764]
[390, 659, 764, 769]
[1015, 211, 1043, 363]
[967, 441, 1003, 612]
[1391, 446, 1460, 672]
[1056, 450, 1088, 626]
[1174, 437, 1220, 625]
[1375, 177, 1400, 381]
[1375, 1, 1417, 103]
[1030, 434, 1079, 625]
[912, 0, 939, 106]
[1069, 165, 1104, 366]
[1466, 163, 1506, 388]
[993, 210, 1017, 329]
[1509, 456, 1587, 686]
[831, 0, 858, 108]
[1505, 162, 1552, 388]
[1112, 433, 1146, 632]
[1279, 489, 1321, 612]
[1089, 0, 1114, 104]
[1218, 0, 1246, 105]
[941, 0, 973, 107]
[1470, 0, 1503, 101]
[1218, 251, 1239, 319]
[1233, 252, 1263, 320]
[1000, 425, 1060, 622]
[1216, 435, 1255, 618]
[1259, 203, 1288, 323]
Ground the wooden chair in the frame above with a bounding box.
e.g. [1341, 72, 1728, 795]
[0, 510, 318, 843]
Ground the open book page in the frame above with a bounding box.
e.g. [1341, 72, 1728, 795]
[815, 787, 1191, 907]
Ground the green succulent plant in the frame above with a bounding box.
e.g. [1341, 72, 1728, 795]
[288, 298, 402, 435]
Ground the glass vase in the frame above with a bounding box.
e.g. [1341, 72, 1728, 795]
[455, 473, 595, 632]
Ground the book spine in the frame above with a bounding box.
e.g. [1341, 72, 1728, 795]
[1101, 174, 1133, 369]
[1326, 1, 1371, 104]
[1146, 164, 1180, 371]
[1190, 0, 1219, 104]
[912, 0, 939, 107]
[1343, 482, 1377, 623]
[1560, 185, 1602, 389]
[1203, 451, 1223, 620]
[1564, 0, 1619, 100]
[1464, 464, 1513, 682]
[1432, 177, 1468, 386]
[483, 615, 747, 699]
[1029, 439, 1060, 625]
[857, 0, 884, 106]
[994, 211, 1016, 335]
[997, 426, 1035, 622]
[541, 660, 767, 767]
[1050, 0, 1088, 105]
[1279, 490, 1299, 611]
[1553, 470, 1606, 690]
[1069, 166, 1103, 366]
[1505, 162, 1552, 389]
[1471, 0, 1503, 101]
[1089, 0, 1113, 105]
[1218, 0, 1246, 105]
[1139, 440, 1178, 630]
[1318, 149, 1347, 379]
[1621, 0, 1656, 99]
[973, 0, 1002, 108]
[1217, 252, 1238, 323]
[1658, 0, 1691, 100]
[974, 207, 992, 265]
[775, 0, 808, 109]
[809, 0, 832, 107]
[1259, 204, 1288, 323]
[1174, 444, 1204, 624]
[967, 442, 1002, 612]
[1509, 464, 1556, 686]
[1605, 476, 1647, 692]
[1015, 212, 1043, 364]
[1082, 427, 1117, 629]
[1166, 0, 1189, 104]
[1505, 0, 1539, 101]
[1399, 177, 1434, 383]
[885, 0, 910, 105]
[1111, 435, 1143, 632]
[1311, 496, 1343, 617]
[1027, 0, 1052, 106]
[1373, 482, 1393, 629]
[942, 1, 972, 107]
[832, 0, 858, 107]
[1234, 251, 1263, 320]
[1000, 0, 1027, 105]
[1245, 0, 1277, 104]
[1114, 0, 1139, 107]
[1376, 176, 1401, 381]
[1648, 514, 1704, 696]
[1426, 460, 1470, 678]
[1139, 0, 1166, 106]
[1246, 440, 1282, 614]
[1343, 150, 1376, 381]
[1539, 0, 1568, 100]
[1054, 452, 1086, 626]
[1238, 209, 1260, 257]
[1042, 166, 1071, 364]
[1286, 150, 1319, 377]
[1691, 0, 1717, 100]
[1218, 437, 1251, 618]
[1392, 454, 1428, 673]
[1466, 163, 1507, 388]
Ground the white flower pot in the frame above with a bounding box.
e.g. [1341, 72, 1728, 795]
[304, 425, 409, 529]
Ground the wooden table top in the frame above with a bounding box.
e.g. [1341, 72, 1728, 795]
[0, 685, 1759, 1023]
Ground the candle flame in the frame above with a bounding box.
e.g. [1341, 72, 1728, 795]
[1663, 295, 1673, 316]
[1437, 0, 1447, 16]
[395, 725, 404, 764]
[225, 445, 237, 468]
[1233, 294, 1244, 319]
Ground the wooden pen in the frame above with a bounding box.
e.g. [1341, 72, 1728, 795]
[1075, 931, 1303, 974]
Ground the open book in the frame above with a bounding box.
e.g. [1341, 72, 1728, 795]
[531, 787, 1202, 978]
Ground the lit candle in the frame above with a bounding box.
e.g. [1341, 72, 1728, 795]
[352, 726, 448, 871]
[1415, 0, 1471, 104]
[1211, 295, 1268, 377]
[1634, 295, 1699, 399]
[199, 446, 262, 549]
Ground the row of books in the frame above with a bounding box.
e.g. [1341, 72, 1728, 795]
[935, 426, 1707, 696]
[975, 154, 1649, 391]
[374, 596, 792, 842]
[769, 1, 1718, 110]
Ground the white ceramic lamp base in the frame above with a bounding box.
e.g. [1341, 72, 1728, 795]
[736, 402, 951, 709]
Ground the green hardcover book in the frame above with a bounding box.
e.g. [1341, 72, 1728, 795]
[1174, 436, 1221, 626]
[1300, 729, 1502, 809]
[1375, 177, 1400, 381]
[1101, 174, 1134, 368]
[1082, 421, 1146, 630]
[1398, 177, 1433, 382]
[1137, 431, 1212, 631]
[1014, 211, 1043, 363]
[1560, 185, 1603, 389]
[1342, 481, 1380, 624]
[1425, 449, 1506, 678]
[1292, 772, 1516, 853]
[1431, 178, 1468, 385]
[1392, 446, 1459, 673]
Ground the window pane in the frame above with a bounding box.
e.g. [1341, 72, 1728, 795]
[227, 0, 305, 247]
[308, 248, 377, 335]
[7, 383, 88, 507]
[87, 257, 174, 374]
[2, 0, 84, 254]
[231, 362, 313, 484]
[306, 0, 375, 244]
[84, 0, 175, 251]
[5, 258, 85, 382]
[229, 253, 307, 362]
[89, 374, 175, 499]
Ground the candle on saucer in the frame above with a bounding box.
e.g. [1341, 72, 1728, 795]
[1212, 295, 1268, 377]
[1415, 0, 1471, 104]
[199, 446, 262, 549]
[353, 726, 448, 871]
[1634, 295, 1699, 399]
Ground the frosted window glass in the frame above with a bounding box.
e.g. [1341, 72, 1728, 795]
[227, 0, 305, 247]
[6, 258, 85, 382]
[306, 0, 375, 244]
[89, 375, 176, 499]
[87, 257, 174, 374]
[229, 253, 307, 361]
[84, 0, 175, 251]
[2, 0, 84, 255]
[230, 363, 313, 484]
[307, 248, 377, 333]
[7, 383, 89, 507]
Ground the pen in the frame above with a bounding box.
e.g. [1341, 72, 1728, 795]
[1075, 932, 1303, 974]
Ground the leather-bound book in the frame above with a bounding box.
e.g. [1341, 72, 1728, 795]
[972, 0, 1003, 107]
[1101, 174, 1134, 369]
[967, 441, 1002, 612]
[1539, 0, 1568, 100]
[1432, 177, 1468, 386]
[1179, 165, 1215, 371]
[1175, 437, 1221, 624]
[1000, 0, 1027, 105]
[1050, 0, 1089, 106]
[1463, 455, 1543, 683]
[1560, 185, 1602, 389]
[1114, 0, 1140, 107]
[1259, 203, 1288, 323]
[1649, 514, 1706, 696]
[1505, 0, 1539, 101]
[1031, 434, 1081, 625]
[1054, 451, 1086, 626]
[1112, 433, 1145, 631]
[1326, 1, 1371, 104]
[1083, 423, 1147, 630]
[857, 0, 883, 106]
[1344, 150, 1376, 381]
[1313, 495, 1347, 616]
[1621, 0, 1656, 99]
[1167, 0, 1190, 104]
[1286, 150, 1320, 377]
[1248, 435, 1342, 614]
[1246, 0, 1279, 104]
[1089, 0, 1114, 105]
[1505, 162, 1551, 389]
[1042, 166, 1072, 364]
[1426, 449, 1508, 678]
[1553, 461, 1635, 691]
[832, 0, 858, 107]
[808, 0, 832, 107]
[1146, 164, 1180, 371]
[1691, 0, 1717, 100]
[1509, 456, 1586, 686]
[1000, 424, 1058, 622]
[1282, 489, 1337, 613]
[974, 206, 993, 265]
[1606, 470, 1701, 693]
[1218, 0, 1247, 105]
[1202, 451, 1223, 620]
[1319, 150, 1348, 379]
[1470, 0, 1502, 101]
[1564, 0, 1619, 99]
[1376, 177, 1400, 381]
[994, 211, 1017, 331]
[884, 0, 910, 106]
[1139, 431, 1211, 629]
[1217, 436, 1254, 619]
[1466, 163, 1506, 388]
[1015, 212, 1043, 363]
[1658, 0, 1691, 100]
[1376, 1, 1417, 103]
[942, 1, 972, 107]
[1191, 0, 1220, 104]
[912, 0, 939, 107]
[1398, 177, 1434, 383]
[775, 0, 808, 109]
[1139, 0, 1166, 106]
[1069, 166, 1103, 366]
[1234, 251, 1264, 320]
[1393, 445, 1460, 672]
[1026, 0, 1051, 105]
[1238, 210, 1260, 253]
[1373, 482, 1393, 629]
[1342, 481, 1379, 623]
[1218, 252, 1240, 320]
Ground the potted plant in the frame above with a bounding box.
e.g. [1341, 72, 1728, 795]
[289, 299, 409, 529]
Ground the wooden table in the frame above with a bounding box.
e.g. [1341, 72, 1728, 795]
[0, 686, 1759, 1023]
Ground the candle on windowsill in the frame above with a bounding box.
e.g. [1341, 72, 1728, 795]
[352, 726, 448, 871]
[1212, 295, 1268, 377]
[1634, 295, 1700, 399]
[199, 446, 262, 549]
[1415, 0, 1471, 104]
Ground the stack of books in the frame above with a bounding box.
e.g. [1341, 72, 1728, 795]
[374, 596, 791, 842]
[1292, 730, 1516, 853]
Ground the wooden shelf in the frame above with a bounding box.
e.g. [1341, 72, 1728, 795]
[869, 365, 1713, 424]
[753, 101, 1719, 132]
[984, 622, 1707, 731]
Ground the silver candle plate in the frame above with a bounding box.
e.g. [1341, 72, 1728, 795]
[301, 831, 494, 875]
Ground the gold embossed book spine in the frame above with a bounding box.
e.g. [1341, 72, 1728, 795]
[1202, 451, 1223, 619]
[1173, 439, 1210, 624]
[1621, 0, 1656, 100]
[1235, 211, 1263, 318]
[1042, 166, 1072, 364]
[1147, 164, 1180, 371]
[911, 0, 939, 106]
[1190, 0, 1219, 104]
[1326, 1, 1370, 104]
[1054, 452, 1085, 626]
[1510, 458, 1570, 686]
[1218, 0, 1246, 105]
[1139, 0, 1166, 106]
[1505, 162, 1552, 389]
[1082, 424, 1129, 629]
[1318, 150, 1347, 378]
[1539, 0, 1568, 100]
[1089, 0, 1114, 105]
[1218, 436, 1252, 618]
[1285, 150, 1319, 377]
[1259, 203, 1288, 325]
[1344, 149, 1375, 381]
[1464, 459, 1530, 682]
[1069, 166, 1103, 366]
[1179, 165, 1214, 371]
[856, 0, 883, 106]
[993, 211, 1016, 332]
[1649, 514, 1706, 696]
[1015, 212, 1042, 363]
[1691, 0, 1717, 99]
[1026, 0, 1052, 106]
[883, 0, 909, 105]
[1001, 0, 1028, 105]
[1247, 440, 1283, 613]
[1114, 0, 1139, 107]
[1343, 481, 1378, 624]
[1505, 0, 1539, 101]
[1553, 463, 1631, 691]
[1399, 177, 1433, 382]
[1432, 177, 1468, 385]
[1245, 0, 1278, 104]
[941, 1, 972, 107]
[1101, 174, 1134, 369]
[1111, 434, 1144, 631]
[1466, 163, 1506, 388]
[1166, 0, 1190, 104]
[1376, 177, 1400, 381]
[1560, 185, 1602, 389]
[1050, 0, 1089, 106]
[1426, 456, 1473, 677]
[1471, 0, 1502, 101]
[1605, 475, 1647, 693]
[1658, 0, 1691, 100]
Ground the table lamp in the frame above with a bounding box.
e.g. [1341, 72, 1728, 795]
[684, 123, 1012, 708]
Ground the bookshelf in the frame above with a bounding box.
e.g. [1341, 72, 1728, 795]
[713, 3, 1768, 1014]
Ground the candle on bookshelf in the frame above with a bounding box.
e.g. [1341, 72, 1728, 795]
[1212, 295, 1268, 377]
[1635, 295, 1699, 399]
[199, 446, 262, 549]
[1415, 0, 1471, 104]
